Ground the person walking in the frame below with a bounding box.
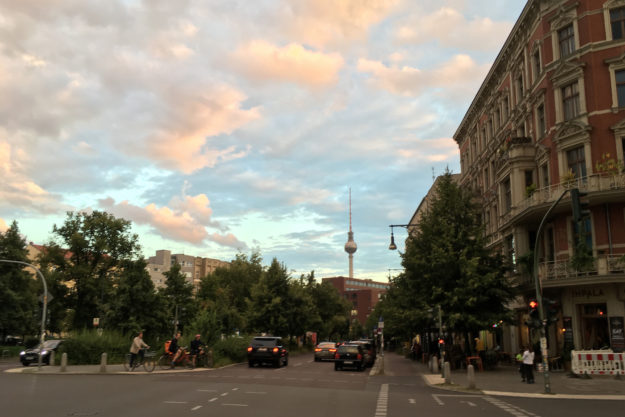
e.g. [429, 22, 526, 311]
[129, 331, 150, 370]
[522, 345, 535, 384]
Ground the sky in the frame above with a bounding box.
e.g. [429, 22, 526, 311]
[0, 0, 526, 282]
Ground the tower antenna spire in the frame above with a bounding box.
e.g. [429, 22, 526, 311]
[344, 188, 357, 278]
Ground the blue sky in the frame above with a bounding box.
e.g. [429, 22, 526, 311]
[0, 0, 526, 281]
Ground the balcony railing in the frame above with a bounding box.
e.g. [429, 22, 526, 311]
[514, 255, 625, 286]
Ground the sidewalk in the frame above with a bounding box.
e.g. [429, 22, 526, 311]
[3, 362, 212, 375]
[381, 352, 625, 400]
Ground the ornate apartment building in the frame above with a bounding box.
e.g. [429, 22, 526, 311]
[454, 0, 625, 356]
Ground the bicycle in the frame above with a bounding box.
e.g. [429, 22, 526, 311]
[123, 349, 156, 372]
[190, 347, 209, 368]
[157, 347, 192, 370]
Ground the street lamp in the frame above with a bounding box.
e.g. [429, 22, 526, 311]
[388, 224, 415, 250]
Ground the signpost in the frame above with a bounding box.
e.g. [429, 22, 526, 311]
[378, 316, 384, 357]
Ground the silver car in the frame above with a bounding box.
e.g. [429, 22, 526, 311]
[314, 342, 337, 361]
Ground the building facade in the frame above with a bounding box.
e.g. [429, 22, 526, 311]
[146, 249, 229, 290]
[453, 0, 625, 357]
[322, 276, 389, 326]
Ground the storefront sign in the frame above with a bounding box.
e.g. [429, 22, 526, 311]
[609, 317, 624, 352]
[571, 287, 605, 302]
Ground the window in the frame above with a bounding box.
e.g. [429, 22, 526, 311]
[562, 82, 580, 120]
[495, 109, 501, 130]
[515, 73, 524, 103]
[502, 178, 512, 212]
[525, 170, 534, 188]
[506, 235, 516, 269]
[617, 69, 625, 107]
[532, 49, 541, 81]
[559, 24, 575, 58]
[540, 163, 550, 187]
[611, 7, 625, 40]
[567, 146, 587, 178]
[503, 97, 509, 120]
[537, 104, 546, 137]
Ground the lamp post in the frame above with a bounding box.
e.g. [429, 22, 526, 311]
[0, 259, 48, 370]
[388, 224, 416, 250]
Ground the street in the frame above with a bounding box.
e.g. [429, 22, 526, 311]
[1, 353, 624, 417]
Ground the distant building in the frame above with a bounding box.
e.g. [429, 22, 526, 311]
[146, 250, 229, 289]
[322, 276, 389, 326]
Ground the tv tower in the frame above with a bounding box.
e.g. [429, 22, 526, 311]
[344, 188, 357, 278]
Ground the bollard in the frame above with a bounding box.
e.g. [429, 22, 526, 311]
[428, 356, 433, 372]
[100, 352, 107, 373]
[208, 349, 214, 368]
[60, 352, 67, 372]
[467, 364, 476, 389]
[444, 362, 451, 384]
[49, 351, 55, 367]
[432, 357, 439, 374]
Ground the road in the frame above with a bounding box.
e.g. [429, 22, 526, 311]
[0, 354, 623, 417]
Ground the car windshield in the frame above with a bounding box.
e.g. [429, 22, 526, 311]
[338, 345, 359, 354]
[318, 342, 335, 348]
[42, 340, 60, 349]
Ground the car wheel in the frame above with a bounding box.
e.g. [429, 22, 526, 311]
[274, 359, 281, 368]
[21, 361, 30, 367]
[314, 357, 320, 362]
[334, 362, 341, 371]
[248, 360, 254, 367]
[283, 357, 288, 367]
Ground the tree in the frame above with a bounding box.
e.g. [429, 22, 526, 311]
[106, 258, 168, 338]
[49, 211, 141, 329]
[247, 258, 290, 335]
[0, 221, 38, 338]
[160, 262, 196, 337]
[309, 280, 350, 341]
[400, 172, 515, 345]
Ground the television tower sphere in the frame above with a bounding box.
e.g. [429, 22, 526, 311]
[345, 232, 357, 254]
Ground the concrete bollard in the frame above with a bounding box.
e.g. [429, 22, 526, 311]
[60, 352, 67, 372]
[49, 351, 55, 367]
[467, 364, 476, 389]
[100, 352, 107, 373]
[432, 357, 439, 374]
[444, 362, 451, 384]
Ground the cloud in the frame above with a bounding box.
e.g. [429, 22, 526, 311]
[282, 0, 400, 48]
[357, 54, 490, 97]
[395, 7, 513, 51]
[231, 40, 344, 87]
[98, 193, 247, 250]
[0, 139, 72, 214]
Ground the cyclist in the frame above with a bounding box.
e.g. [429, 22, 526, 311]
[190, 334, 204, 367]
[129, 331, 150, 369]
[169, 331, 183, 368]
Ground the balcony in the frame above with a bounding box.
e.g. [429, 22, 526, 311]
[514, 254, 625, 288]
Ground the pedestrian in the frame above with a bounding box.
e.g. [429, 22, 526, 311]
[522, 345, 535, 384]
[129, 331, 150, 370]
[190, 334, 204, 367]
[169, 331, 183, 368]
[516, 350, 524, 381]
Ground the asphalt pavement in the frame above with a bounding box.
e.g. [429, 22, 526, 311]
[4, 352, 625, 400]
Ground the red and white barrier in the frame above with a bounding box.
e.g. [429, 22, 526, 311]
[571, 350, 625, 375]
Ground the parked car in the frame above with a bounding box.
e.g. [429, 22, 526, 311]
[20, 340, 62, 366]
[334, 343, 365, 371]
[350, 339, 376, 367]
[247, 336, 288, 368]
[314, 341, 337, 362]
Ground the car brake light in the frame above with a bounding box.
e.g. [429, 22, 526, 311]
[247, 347, 253, 352]
[334, 353, 339, 360]
[272, 347, 279, 353]
[315, 348, 322, 352]
[357, 354, 362, 360]
[329, 348, 336, 353]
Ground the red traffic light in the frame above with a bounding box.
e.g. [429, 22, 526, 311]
[438, 338, 445, 345]
[529, 300, 538, 309]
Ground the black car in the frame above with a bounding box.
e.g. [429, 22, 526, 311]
[247, 336, 288, 368]
[20, 340, 62, 366]
[351, 339, 376, 367]
[334, 343, 365, 371]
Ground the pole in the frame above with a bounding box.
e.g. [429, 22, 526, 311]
[0, 260, 48, 371]
[438, 304, 444, 376]
[532, 189, 568, 394]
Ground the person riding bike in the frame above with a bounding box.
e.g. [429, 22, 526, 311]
[169, 331, 183, 368]
[189, 334, 205, 367]
[129, 331, 150, 369]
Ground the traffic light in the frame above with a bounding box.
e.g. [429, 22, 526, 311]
[544, 297, 559, 325]
[570, 188, 590, 224]
[525, 299, 541, 329]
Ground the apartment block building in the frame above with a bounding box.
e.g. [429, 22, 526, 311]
[146, 249, 229, 289]
[453, 0, 625, 356]
[322, 276, 389, 326]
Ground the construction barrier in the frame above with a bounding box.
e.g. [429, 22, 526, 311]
[571, 350, 625, 375]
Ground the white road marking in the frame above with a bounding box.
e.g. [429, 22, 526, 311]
[223, 404, 248, 407]
[245, 391, 267, 394]
[191, 405, 202, 411]
[375, 384, 389, 417]
[408, 399, 416, 404]
[197, 389, 216, 392]
[164, 401, 187, 404]
[432, 395, 444, 406]
[208, 398, 218, 402]
[461, 401, 477, 407]
[232, 388, 239, 391]
[483, 396, 541, 417]
[220, 392, 228, 397]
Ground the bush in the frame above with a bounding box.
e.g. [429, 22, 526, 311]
[210, 335, 252, 366]
[56, 329, 132, 365]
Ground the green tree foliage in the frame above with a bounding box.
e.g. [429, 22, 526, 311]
[309, 279, 350, 341]
[106, 258, 168, 338]
[48, 211, 141, 329]
[35, 245, 70, 334]
[160, 262, 196, 337]
[247, 258, 291, 335]
[0, 221, 38, 338]
[400, 172, 515, 336]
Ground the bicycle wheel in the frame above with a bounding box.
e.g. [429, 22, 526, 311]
[158, 354, 172, 370]
[182, 355, 192, 369]
[122, 353, 132, 372]
[143, 357, 155, 372]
